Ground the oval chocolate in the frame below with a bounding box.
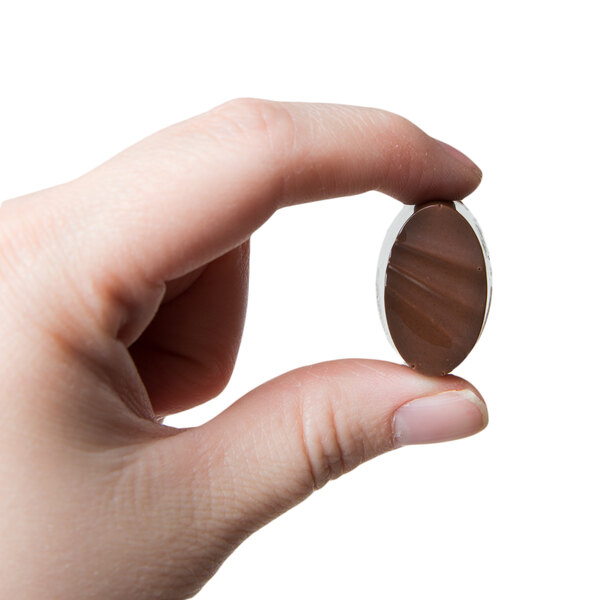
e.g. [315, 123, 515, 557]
[377, 200, 491, 376]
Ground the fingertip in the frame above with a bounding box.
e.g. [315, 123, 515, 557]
[431, 137, 483, 201]
[433, 139, 482, 178]
[392, 388, 488, 447]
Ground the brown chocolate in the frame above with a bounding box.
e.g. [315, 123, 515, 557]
[381, 201, 490, 376]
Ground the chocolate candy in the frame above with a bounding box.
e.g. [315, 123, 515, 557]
[377, 201, 491, 376]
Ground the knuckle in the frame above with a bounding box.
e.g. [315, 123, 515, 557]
[295, 374, 366, 490]
[209, 97, 296, 154]
[0, 189, 100, 340]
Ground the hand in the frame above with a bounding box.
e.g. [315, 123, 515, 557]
[0, 99, 487, 599]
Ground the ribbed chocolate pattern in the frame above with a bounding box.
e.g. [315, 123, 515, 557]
[384, 201, 488, 375]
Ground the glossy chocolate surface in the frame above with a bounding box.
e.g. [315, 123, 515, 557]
[381, 201, 489, 376]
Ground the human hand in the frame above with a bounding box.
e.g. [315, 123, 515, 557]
[0, 99, 487, 599]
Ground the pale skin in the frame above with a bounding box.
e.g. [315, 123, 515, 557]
[0, 99, 488, 599]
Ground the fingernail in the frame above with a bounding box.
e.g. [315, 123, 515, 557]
[435, 139, 482, 177]
[392, 389, 488, 448]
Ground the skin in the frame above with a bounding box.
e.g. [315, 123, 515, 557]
[0, 99, 487, 599]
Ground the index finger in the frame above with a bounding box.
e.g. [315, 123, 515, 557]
[8, 99, 482, 339]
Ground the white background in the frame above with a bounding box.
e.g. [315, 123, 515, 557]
[1, 1, 599, 598]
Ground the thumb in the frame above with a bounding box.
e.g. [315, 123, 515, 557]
[171, 359, 487, 551]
